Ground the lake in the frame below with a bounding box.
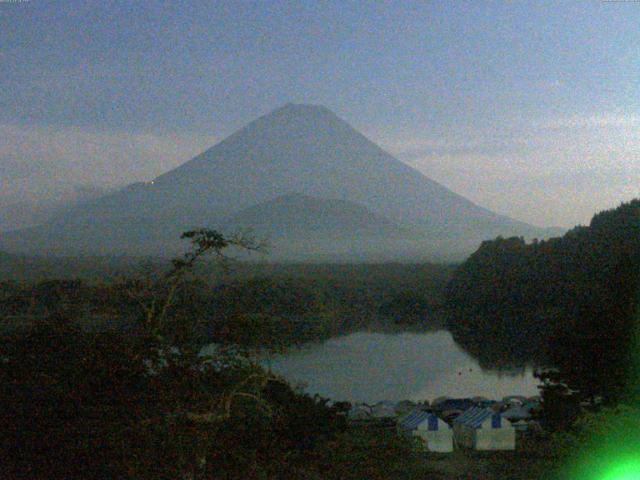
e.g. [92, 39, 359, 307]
[263, 330, 540, 403]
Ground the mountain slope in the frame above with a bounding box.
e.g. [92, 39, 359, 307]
[0, 103, 556, 259]
[218, 193, 428, 261]
[221, 193, 414, 237]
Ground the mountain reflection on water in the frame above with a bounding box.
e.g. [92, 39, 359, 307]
[263, 330, 540, 403]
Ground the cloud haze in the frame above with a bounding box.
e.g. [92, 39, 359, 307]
[377, 114, 640, 227]
[0, 124, 217, 204]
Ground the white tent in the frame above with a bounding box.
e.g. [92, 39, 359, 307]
[398, 409, 453, 453]
[503, 405, 532, 422]
[503, 404, 535, 432]
[453, 407, 515, 451]
[502, 395, 527, 406]
[371, 400, 397, 418]
[348, 403, 372, 420]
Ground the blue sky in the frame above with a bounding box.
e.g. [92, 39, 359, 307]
[1, 0, 639, 226]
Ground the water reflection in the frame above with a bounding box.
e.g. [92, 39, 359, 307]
[264, 330, 540, 402]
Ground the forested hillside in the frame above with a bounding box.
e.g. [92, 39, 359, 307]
[446, 199, 640, 404]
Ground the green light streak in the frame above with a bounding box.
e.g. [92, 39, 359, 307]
[556, 287, 640, 480]
[600, 459, 640, 480]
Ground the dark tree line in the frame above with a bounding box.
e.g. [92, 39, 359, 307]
[1, 262, 452, 352]
[445, 200, 640, 417]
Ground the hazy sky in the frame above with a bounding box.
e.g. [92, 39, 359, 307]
[1, 1, 638, 227]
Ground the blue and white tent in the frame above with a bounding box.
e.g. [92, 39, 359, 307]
[398, 409, 453, 453]
[453, 407, 515, 451]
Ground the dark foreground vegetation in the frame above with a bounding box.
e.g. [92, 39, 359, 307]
[0, 233, 455, 479]
[1, 315, 449, 479]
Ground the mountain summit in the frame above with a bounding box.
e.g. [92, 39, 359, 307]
[0, 104, 557, 260]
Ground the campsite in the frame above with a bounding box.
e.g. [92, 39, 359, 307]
[352, 395, 554, 479]
[356, 394, 539, 453]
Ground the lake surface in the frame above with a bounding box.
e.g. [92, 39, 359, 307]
[263, 330, 540, 403]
